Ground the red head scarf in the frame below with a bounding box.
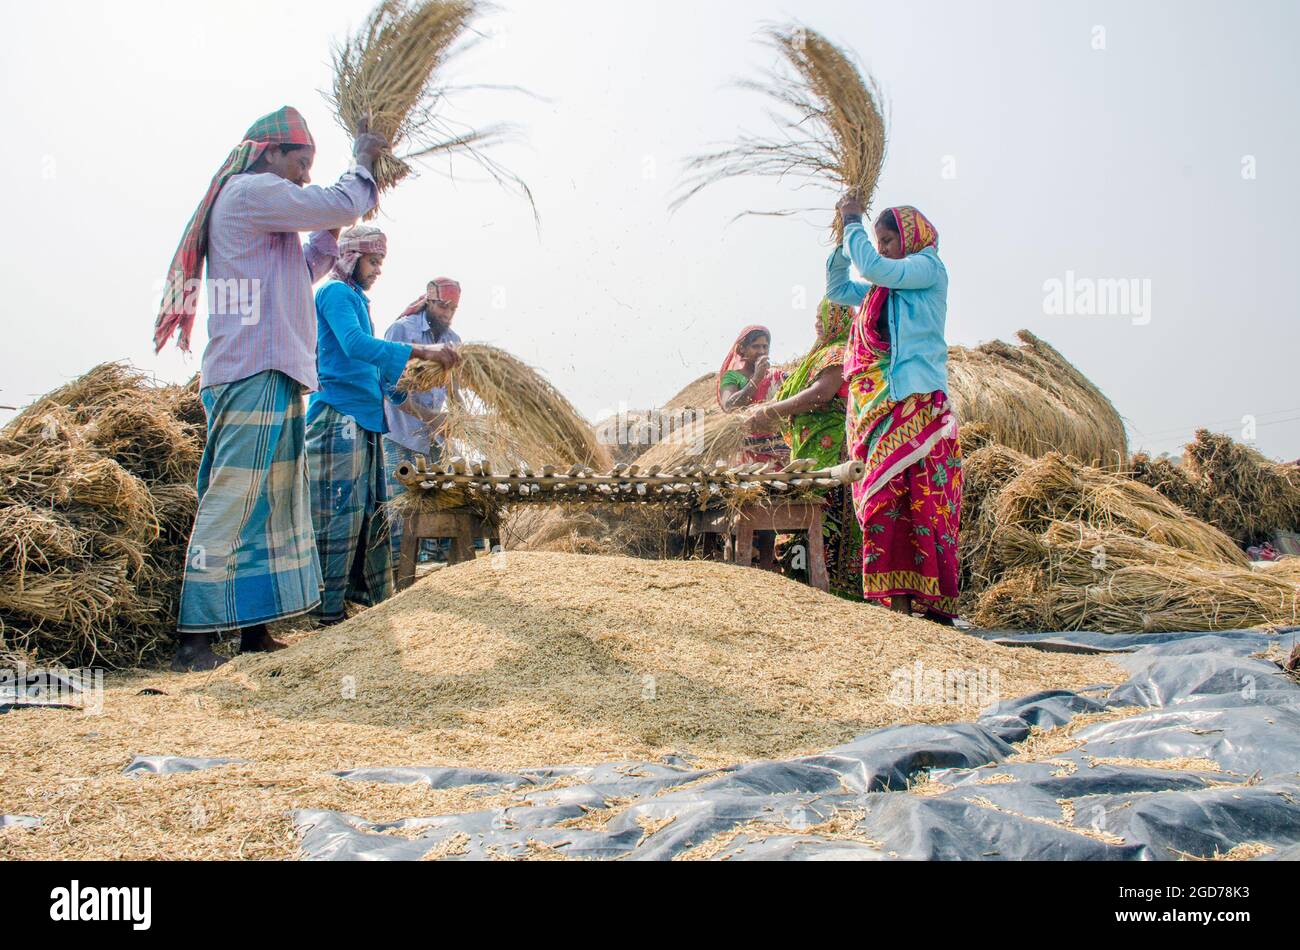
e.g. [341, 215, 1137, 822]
[333, 226, 387, 283]
[400, 278, 463, 317]
[153, 107, 316, 353]
[716, 325, 775, 408]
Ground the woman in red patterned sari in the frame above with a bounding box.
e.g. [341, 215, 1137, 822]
[828, 200, 961, 623]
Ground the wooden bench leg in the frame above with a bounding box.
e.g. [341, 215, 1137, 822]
[734, 526, 754, 569]
[396, 515, 421, 592]
[806, 510, 829, 592]
[448, 519, 476, 565]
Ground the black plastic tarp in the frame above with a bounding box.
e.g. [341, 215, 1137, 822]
[288, 628, 1300, 861]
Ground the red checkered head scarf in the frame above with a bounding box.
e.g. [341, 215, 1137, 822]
[400, 278, 463, 317]
[153, 107, 316, 353]
[333, 226, 388, 283]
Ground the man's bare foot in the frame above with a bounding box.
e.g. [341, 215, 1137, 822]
[239, 625, 289, 654]
[170, 634, 227, 673]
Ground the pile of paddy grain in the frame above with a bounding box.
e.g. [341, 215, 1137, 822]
[204, 552, 1120, 767]
[960, 447, 1300, 633]
[0, 364, 204, 668]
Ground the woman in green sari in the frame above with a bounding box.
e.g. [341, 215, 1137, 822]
[745, 299, 864, 600]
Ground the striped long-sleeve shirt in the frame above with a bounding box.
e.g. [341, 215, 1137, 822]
[200, 166, 378, 391]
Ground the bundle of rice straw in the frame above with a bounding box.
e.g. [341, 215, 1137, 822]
[1181, 430, 1300, 543]
[947, 331, 1127, 468]
[991, 453, 1247, 568]
[959, 444, 1032, 594]
[398, 344, 612, 471]
[672, 23, 887, 241]
[1129, 452, 1216, 524]
[970, 525, 1300, 633]
[634, 411, 751, 474]
[0, 363, 206, 668]
[330, 0, 531, 213]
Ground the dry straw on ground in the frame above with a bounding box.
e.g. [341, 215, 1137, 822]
[399, 344, 612, 470]
[672, 23, 887, 241]
[329, 0, 533, 217]
[947, 331, 1127, 468]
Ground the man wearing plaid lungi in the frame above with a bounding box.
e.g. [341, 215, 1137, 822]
[306, 228, 458, 624]
[159, 107, 388, 672]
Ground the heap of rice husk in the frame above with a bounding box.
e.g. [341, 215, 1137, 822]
[948, 331, 1127, 468]
[1181, 430, 1300, 544]
[400, 344, 612, 471]
[505, 506, 678, 560]
[204, 554, 1117, 765]
[0, 364, 204, 668]
[0, 552, 1120, 860]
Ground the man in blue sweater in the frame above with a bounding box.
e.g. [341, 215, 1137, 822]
[305, 226, 459, 624]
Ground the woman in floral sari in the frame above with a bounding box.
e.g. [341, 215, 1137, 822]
[718, 325, 788, 569]
[745, 300, 863, 600]
[827, 200, 961, 622]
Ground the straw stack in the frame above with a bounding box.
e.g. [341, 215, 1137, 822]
[948, 331, 1127, 468]
[1182, 430, 1300, 543]
[0, 365, 204, 668]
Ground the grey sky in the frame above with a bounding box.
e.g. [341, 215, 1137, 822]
[2, 0, 1297, 458]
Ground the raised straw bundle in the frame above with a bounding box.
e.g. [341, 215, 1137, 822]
[672, 24, 887, 241]
[947, 331, 1127, 468]
[399, 344, 612, 471]
[329, 0, 530, 211]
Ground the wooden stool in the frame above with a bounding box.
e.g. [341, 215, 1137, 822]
[396, 508, 501, 592]
[688, 501, 829, 591]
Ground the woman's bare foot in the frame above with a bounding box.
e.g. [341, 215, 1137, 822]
[170, 634, 227, 673]
[922, 610, 956, 627]
[890, 595, 913, 615]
